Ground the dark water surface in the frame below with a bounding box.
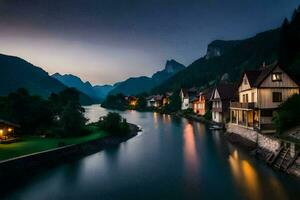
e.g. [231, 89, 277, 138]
[4, 105, 300, 200]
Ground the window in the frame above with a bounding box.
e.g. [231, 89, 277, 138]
[251, 92, 255, 102]
[242, 94, 248, 103]
[272, 72, 282, 82]
[272, 92, 282, 102]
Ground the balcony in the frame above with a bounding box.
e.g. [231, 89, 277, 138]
[230, 102, 256, 109]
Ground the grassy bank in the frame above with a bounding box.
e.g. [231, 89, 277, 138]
[0, 126, 108, 161]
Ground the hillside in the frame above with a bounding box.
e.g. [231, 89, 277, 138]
[152, 29, 280, 93]
[0, 54, 94, 105]
[109, 59, 185, 95]
[52, 73, 115, 102]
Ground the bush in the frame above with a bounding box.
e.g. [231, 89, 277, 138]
[273, 94, 300, 134]
[204, 110, 212, 120]
[98, 112, 130, 136]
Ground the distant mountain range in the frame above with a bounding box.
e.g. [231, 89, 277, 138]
[152, 28, 281, 93]
[0, 54, 95, 105]
[52, 73, 115, 102]
[109, 59, 185, 95]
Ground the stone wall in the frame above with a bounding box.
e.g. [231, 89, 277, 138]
[227, 123, 281, 153]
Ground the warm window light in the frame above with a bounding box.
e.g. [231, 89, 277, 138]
[272, 73, 282, 81]
[0, 129, 3, 136]
[8, 128, 13, 132]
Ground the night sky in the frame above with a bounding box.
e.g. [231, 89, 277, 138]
[0, 0, 298, 85]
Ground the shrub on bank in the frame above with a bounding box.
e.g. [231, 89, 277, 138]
[97, 112, 130, 136]
[273, 94, 300, 134]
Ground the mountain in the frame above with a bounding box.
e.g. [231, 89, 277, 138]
[93, 85, 115, 99]
[152, 28, 281, 93]
[52, 73, 115, 101]
[109, 59, 185, 95]
[0, 54, 94, 105]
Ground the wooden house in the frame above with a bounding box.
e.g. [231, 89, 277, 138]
[229, 63, 299, 133]
[180, 87, 198, 110]
[211, 83, 237, 124]
[0, 119, 20, 141]
[193, 88, 213, 115]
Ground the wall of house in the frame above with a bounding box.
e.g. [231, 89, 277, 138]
[212, 111, 222, 123]
[257, 88, 299, 109]
[239, 74, 251, 91]
[239, 88, 257, 103]
[181, 98, 190, 110]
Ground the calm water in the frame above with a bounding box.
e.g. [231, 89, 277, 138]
[4, 105, 300, 200]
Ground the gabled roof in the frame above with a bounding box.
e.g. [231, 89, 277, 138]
[200, 87, 214, 101]
[239, 62, 299, 88]
[213, 83, 237, 100]
[0, 119, 20, 128]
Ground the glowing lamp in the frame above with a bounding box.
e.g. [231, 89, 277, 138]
[8, 128, 13, 132]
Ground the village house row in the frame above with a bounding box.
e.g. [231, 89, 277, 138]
[180, 62, 299, 133]
[125, 62, 299, 135]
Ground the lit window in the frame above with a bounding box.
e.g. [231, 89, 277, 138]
[272, 73, 282, 82]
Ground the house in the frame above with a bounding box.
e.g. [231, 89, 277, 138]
[229, 63, 299, 133]
[193, 88, 213, 115]
[180, 87, 198, 110]
[147, 95, 163, 108]
[147, 93, 171, 108]
[0, 119, 20, 141]
[211, 83, 237, 124]
[128, 96, 138, 107]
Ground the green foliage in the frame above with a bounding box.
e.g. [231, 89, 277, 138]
[97, 112, 130, 135]
[204, 110, 212, 121]
[0, 88, 88, 137]
[136, 95, 147, 110]
[101, 93, 128, 110]
[164, 92, 181, 113]
[59, 102, 88, 137]
[273, 94, 300, 134]
[0, 88, 54, 134]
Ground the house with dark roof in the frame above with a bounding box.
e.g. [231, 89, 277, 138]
[229, 63, 299, 133]
[0, 119, 20, 141]
[193, 87, 213, 116]
[211, 83, 237, 123]
[180, 87, 198, 110]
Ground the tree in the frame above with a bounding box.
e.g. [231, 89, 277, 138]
[101, 93, 128, 110]
[98, 112, 130, 135]
[273, 94, 300, 134]
[136, 95, 147, 110]
[59, 102, 87, 136]
[164, 92, 181, 112]
[0, 88, 54, 134]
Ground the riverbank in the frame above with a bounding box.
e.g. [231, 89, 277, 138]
[226, 124, 300, 178]
[0, 123, 140, 179]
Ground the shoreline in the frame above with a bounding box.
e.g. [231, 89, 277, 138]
[0, 123, 140, 179]
[225, 130, 300, 178]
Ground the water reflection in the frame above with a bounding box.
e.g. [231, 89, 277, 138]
[183, 123, 199, 183]
[228, 150, 288, 200]
[229, 150, 261, 200]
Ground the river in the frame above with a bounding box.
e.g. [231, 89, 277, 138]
[4, 105, 300, 200]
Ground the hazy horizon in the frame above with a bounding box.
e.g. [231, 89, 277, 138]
[0, 0, 299, 85]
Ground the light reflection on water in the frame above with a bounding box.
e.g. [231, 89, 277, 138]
[3, 105, 300, 200]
